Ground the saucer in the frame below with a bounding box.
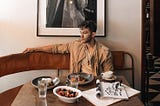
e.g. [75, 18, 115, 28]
[102, 75, 117, 81]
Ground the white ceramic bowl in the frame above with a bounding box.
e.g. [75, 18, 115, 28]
[53, 86, 82, 103]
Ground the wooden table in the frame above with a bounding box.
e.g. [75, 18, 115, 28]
[0, 76, 144, 106]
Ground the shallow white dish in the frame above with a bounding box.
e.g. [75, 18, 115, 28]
[53, 86, 82, 103]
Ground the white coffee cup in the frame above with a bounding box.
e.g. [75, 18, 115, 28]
[101, 71, 113, 79]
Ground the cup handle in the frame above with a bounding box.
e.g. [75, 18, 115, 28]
[101, 73, 104, 77]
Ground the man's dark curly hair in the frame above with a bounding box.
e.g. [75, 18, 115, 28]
[78, 20, 97, 32]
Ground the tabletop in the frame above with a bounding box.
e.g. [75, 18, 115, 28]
[0, 76, 144, 106]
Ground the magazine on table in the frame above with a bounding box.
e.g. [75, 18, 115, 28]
[96, 79, 128, 99]
[82, 79, 140, 106]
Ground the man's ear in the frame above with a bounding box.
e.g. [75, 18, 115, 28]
[92, 32, 96, 37]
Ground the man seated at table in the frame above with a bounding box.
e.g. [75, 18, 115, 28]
[23, 20, 113, 76]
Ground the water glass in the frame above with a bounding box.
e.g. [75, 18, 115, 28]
[37, 98, 47, 106]
[69, 74, 79, 89]
[38, 80, 47, 98]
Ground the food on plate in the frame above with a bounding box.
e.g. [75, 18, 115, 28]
[78, 76, 88, 83]
[41, 78, 53, 87]
[67, 73, 94, 85]
[70, 76, 88, 83]
[56, 88, 78, 98]
[47, 81, 54, 87]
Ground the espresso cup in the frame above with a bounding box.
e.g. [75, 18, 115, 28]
[101, 71, 113, 79]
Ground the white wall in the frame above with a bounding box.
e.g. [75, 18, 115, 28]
[105, 0, 141, 90]
[0, 0, 141, 91]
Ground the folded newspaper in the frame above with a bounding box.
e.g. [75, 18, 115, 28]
[96, 79, 129, 99]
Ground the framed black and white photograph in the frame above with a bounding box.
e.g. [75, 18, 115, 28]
[37, 0, 106, 37]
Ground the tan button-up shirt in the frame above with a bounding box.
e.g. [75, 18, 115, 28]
[51, 39, 113, 76]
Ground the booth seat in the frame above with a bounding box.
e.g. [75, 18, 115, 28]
[0, 52, 69, 93]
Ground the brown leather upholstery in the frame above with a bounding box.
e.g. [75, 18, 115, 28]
[112, 51, 125, 69]
[0, 52, 70, 77]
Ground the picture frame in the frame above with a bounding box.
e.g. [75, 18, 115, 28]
[37, 0, 106, 37]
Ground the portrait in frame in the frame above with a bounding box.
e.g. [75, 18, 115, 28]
[37, 0, 106, 37]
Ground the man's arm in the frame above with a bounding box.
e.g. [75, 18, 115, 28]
[23, 45, 54, 53]
[103, 50, 114, 71]
[23, 42, 71, 54]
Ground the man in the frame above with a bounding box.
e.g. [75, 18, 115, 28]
[23, 21, 113, 76]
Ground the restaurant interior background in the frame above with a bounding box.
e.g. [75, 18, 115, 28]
[0, 0, 141, 94]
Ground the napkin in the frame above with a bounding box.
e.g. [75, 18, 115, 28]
[82, 84, 140, 106]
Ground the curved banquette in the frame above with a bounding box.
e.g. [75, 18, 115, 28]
[0, 51, 128, 77]
[0, 52, 70, 77]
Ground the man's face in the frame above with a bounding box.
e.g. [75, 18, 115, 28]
[80, 28, 93, 43]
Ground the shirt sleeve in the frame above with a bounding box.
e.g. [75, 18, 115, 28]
[102, 50, 114, 72]
[51, 42, 72, 54]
